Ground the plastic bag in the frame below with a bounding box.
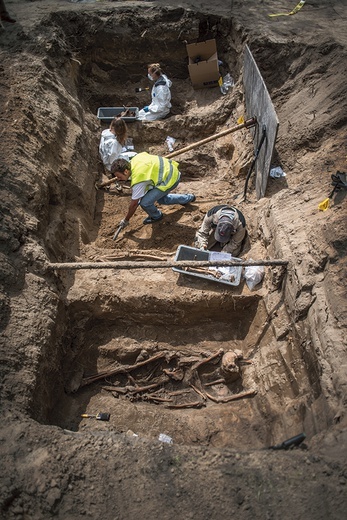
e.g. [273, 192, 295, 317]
[244, 261, 265, 291]
[209, 251, 242, 285]
[270, 166, 286, 178]
[125, 138, 134, 150]
[165, 136, 176, 152]
[220, 73, 234, 95]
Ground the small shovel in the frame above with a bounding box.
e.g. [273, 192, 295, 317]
[135, 87, 150, 92]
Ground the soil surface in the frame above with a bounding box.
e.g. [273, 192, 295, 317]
[0, 1, 346, 519]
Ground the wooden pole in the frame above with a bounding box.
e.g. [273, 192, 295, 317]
[164, 117, 257, 159]
[48, 259, 288, 271]
[96, 117, 257, 189]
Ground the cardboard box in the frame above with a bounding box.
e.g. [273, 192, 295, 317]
[186, 39, 220, 89]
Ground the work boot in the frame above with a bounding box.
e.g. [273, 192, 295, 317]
[181, 194, 196, 205]
[143, 212, 163, 224]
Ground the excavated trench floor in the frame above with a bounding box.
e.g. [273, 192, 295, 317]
[49, 291, 315, 449]
[25, 6, 320, 449]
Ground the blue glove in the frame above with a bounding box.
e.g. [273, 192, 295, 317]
[143, 106, 149, 113]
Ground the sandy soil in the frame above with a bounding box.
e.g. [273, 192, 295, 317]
[0, 1, 346, 519]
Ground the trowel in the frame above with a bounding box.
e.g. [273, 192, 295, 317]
[112, 225, 124, 241]
[81, 413, 110, 421]
[135, 87, 149, 92]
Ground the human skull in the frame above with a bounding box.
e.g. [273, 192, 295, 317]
[220, 349, 243, 383]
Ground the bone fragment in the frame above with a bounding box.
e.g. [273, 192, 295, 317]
[205, 389, 257, 403]
[189, 383, 207, 400]
[192, 348, 224, 371]
[166, 401, 206, 409]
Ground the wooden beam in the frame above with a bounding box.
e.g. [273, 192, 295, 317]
[48, 259, 288, 271]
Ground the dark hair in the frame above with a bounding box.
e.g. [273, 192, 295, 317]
[110, 158, 130, 174]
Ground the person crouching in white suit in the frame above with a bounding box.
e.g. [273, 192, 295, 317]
[138, 63, 172, 122]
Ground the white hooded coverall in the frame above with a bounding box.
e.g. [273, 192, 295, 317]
[138, 74, 172, 121]
[99, 129, 123, 171]
[99, 129, 136, 171]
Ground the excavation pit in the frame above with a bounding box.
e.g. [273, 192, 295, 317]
[43, 291, 315, 450]
[9, 6, 329, 451]
[2, 0, 347, 517]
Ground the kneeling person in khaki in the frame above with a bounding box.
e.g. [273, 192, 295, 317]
[195, 204, 247, 257]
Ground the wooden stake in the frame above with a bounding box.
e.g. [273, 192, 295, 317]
[95, 118, 257, 188]
[164, 118, 257, 159]
[80, 352, 166, 387]
[49, 259, 289, 271]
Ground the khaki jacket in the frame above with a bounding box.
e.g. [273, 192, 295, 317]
[195, 205, 246, 256]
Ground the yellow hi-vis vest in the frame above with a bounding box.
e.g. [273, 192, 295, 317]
[130, 152, 180, 192]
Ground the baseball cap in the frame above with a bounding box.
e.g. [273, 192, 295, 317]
[214, 216, 235, 243]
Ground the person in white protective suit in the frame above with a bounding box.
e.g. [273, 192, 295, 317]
[137, 63, 172, 121]
[99, 117, 129, 172]
[99, 117, 136, 191]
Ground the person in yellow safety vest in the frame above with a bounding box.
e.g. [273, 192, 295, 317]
[110, 152, 196, 226]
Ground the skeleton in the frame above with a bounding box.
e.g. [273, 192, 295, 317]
[81, 347, 257, 407]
